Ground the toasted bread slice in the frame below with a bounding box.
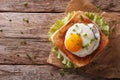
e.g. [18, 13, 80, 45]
[47, 11, 109, 68]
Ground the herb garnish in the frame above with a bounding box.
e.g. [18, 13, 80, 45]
[16, 54, 20, 57]
[60, 70, 65, 77]
[73, 29, 76, 32]
[77, 33, 81, 36]
[90, 62, 97, 66]
[3, 58, 6, 61]
[75, 25, 79, 28]
[80, 15, 83, 20]
[90, 38, 96, 44]
[26, 54, 32, 61]
[0, 29, 3, 32]
[96, 5, 101, 10]
[82, 43, 89, 49]
[111, 20, 116, 24]
[83, 34, 87, 37]
[9, 19, 12, 22]
[77, 43, 81, 46]
[70, 33, 73, 35]
[20, 32, 24, 34]
[23, 18, 29, 23]
[24, 2, 28, 7]
[50, 73, 54, 76]
[20, 41, 27, 45]
[112, 28, 115, 32]
[107, 45, 112, 49]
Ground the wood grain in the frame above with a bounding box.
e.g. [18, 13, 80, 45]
[0, 65, 109, 80]
[0, 13, 119, 64]
[0, 13, 64, 39]
[89, 0, 120, 12]
[0, 38, 51, 64]
[0, 0, 119, 79]
[0, 0, 70, 13]
[0, 0, 119, 12]
[0, 13, 64, 64]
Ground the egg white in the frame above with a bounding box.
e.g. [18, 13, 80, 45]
[64, 23, 100, 57]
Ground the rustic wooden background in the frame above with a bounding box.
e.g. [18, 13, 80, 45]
[0, 0, 119, 80]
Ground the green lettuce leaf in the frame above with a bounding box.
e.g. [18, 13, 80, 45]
[48, 12, 75, 68]
[48, 11, 109, 68]
[48, 11, 75, 41]
[52, 46, 75, 68]
[48, 20, 64, 41]
[85, 12, 109, 36]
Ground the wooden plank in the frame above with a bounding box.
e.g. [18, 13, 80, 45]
[0, 0, 70, 12]
[0, 13, 65, 64]
[0, 0, 119, 12]
[0, 38, 51, 64]
[0, 13, 119, 64]
[0, 13, 64, 39]
[0, 65, 108, 80]
[0, 12, 119, 39]
[89, 0, 120, 12]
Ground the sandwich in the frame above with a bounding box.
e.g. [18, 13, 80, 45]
[48, 11, 109, 68]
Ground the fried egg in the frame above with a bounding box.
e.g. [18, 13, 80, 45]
[64, 23, 100, 57]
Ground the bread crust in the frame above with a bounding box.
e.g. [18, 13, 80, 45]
[48, 11, 109, 68]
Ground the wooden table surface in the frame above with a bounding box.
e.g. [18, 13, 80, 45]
[0, 0, 119, 80]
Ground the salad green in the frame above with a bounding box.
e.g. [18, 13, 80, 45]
[48, 11, 109, 68]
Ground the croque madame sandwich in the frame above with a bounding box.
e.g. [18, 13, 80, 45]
[48, 11, 109, 68]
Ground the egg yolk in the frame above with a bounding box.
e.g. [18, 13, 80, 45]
[65, 34, 82, 52]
